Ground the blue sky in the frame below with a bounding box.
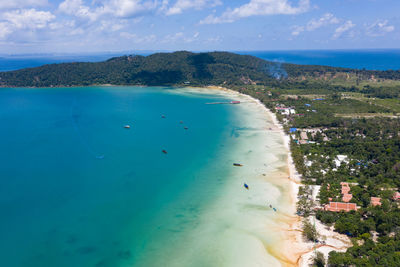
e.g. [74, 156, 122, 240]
[0, 0, 399, 54]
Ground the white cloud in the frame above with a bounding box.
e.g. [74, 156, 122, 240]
[58, 0, 100, 21]
[160, 31, 200, 43]
[58, 0, 158, 21]
[0, 0, 48, 10]
[306, 13, 339, 31]
[291, 25, 304, 36]
[200, 0, 310, 24]
[0, 22, 12, 38]
[97, 19, 125, 32]
[120, 32, 156, 43]
[162, 31, 184, 43]
[332, 20, 355, 39]
[291, 13, 339, 36]
[2, 8, 55, 29]
[104, 0, 158, 18]
[183, 31, 200, 42]
[0, 8, 55, 39]
[366, 20, 395, 37]
[166, 0, 222, 15]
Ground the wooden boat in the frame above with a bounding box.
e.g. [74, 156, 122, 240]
[162, 149, 168, 154]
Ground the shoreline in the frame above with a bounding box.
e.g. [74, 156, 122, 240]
[203, 85, 352, 266]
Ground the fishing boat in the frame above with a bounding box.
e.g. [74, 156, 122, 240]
[162, 149, 168, 154]
[124, 125, 130, 129]
[244, 183, 249, 190]
[233, 163, 243, 167]
[161, 115, 166, 118]
[184, 126, 188, 130]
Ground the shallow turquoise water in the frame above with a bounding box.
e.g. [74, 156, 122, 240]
[0, 86, 249, 267]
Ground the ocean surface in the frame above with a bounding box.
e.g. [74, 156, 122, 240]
[0, 86, 294, 267]
[0, 49, 399, 71]
[241, 49, 400, 70]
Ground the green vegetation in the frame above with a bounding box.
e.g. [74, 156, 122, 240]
[239, 81, 400, 265]
[0, 51, 279, 87]
[313, 251, 326, 267]
[303, 218, 319, 242]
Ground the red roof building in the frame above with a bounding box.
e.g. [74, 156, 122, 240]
[393, 192, 400, 201]
[341, 182, 351, 195]
[342, 193, 353, 203]
[324, 202, 357, 212]
[371, 197, 382, 206]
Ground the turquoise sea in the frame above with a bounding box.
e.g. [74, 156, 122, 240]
[0, 86, 293, 267]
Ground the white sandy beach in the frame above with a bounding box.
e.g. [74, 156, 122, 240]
[200, 86, 352, 267]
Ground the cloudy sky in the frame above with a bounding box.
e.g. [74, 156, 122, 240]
[0, 0, 398, 54]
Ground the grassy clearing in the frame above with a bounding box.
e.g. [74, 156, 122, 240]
[334, 113, 399, 118]
[341, 92, 400, 113]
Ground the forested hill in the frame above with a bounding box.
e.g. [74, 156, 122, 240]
[0, 51, 399, 87]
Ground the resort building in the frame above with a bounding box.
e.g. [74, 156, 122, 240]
[300, 132, 308, 140]
[393, 192, 400, 201]
[324, 202, 358, 212]
[342, 193, 353, 203]
[341, 182, 351, 195]
[335, 155, 349, 167]
[371, 197, 382, 206]
[275, 107, 296, 115]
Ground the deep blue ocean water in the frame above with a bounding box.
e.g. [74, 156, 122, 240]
[241, 49, 400, 70]
[0, 50, 399, 71]
[0, 86, 246, 267]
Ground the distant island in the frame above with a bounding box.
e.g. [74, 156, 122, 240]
[1, 51, 400, 88]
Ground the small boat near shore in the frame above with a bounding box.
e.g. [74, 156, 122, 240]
[244, 183, 249, 190]
[233, 163, 243, 167]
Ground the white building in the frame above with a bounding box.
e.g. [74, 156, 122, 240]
[334, 155, 349, 167]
